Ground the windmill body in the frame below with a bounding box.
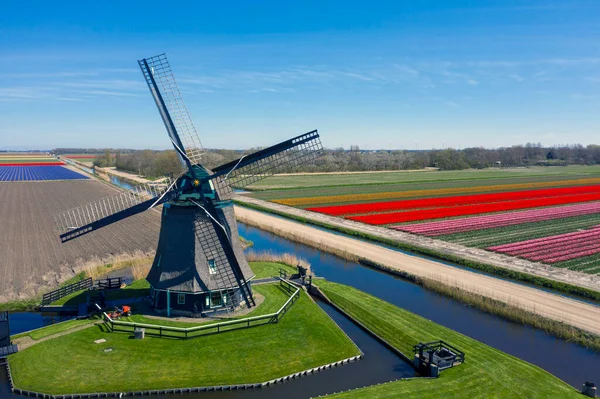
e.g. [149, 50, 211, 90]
[54, 53, 322, 316]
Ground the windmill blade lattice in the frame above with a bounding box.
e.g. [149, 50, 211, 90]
[139, 54, 204, 165]
[54, 178, 174, 234]
[209, 130, 323, 196]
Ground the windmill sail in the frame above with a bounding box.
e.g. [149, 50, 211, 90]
[54, 178, 175, 242]
[54, 53, 323, 314]
[139, 54, 204, 166]
[208, 130, 323, 197]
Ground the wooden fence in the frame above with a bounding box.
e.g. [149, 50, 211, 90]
[103, 279, 300, 339]
[41, 277, 93, 306]
[94, 277, 122, 290]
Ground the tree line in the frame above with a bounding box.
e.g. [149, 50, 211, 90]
[54, 143, 600, 178]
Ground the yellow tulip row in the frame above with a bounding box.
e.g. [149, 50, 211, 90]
[274, 177, 600, 207]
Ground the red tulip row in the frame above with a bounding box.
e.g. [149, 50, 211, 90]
[308, 185, 600, 216]
[349, 192, 600, 225]
[394, 201, 600, 236]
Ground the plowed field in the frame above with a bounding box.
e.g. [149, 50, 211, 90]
[0, 180, 160, 302]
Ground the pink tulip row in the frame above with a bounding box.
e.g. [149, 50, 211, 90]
[515, 235, 600, 260]
[489, 225, 600, 254]
[488, 228, 600, 264]
[394, 201, 600, 236]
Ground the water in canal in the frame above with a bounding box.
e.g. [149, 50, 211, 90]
[239, 223, 599, 389]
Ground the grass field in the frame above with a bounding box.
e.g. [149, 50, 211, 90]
[249, 261, 297, 279]
[317, 280, 579, 399]
[8, 286, 360, 394]
[246, 166, 600, 275]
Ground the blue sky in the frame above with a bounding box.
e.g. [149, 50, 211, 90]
[2, 1, 600, 150]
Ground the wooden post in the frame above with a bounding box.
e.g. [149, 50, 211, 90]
[167, 289, 171, 317]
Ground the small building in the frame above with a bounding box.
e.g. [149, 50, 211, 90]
[413, 340, 465, 377]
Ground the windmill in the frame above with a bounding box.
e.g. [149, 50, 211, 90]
[54, 54, 323, 315]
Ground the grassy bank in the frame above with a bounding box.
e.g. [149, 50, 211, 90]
[235, 199, 600, 303]
[358, 259, 600, 351]
[248, 261, 298, 279]
[0, 272, 88, 312]
[317, 280, 580, 398]
[8, 288, 360, 394]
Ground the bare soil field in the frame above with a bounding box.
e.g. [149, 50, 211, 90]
[0, 180, 160, 302]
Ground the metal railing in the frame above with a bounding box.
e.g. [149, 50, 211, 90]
[103, 278, 300, 339]
[41, 277, 93, 306]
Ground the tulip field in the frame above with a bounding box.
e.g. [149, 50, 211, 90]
[0, 153, 87, 181]
[246, 166, 600, 274]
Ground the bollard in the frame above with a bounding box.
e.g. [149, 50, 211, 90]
[582, 382, 597, 398]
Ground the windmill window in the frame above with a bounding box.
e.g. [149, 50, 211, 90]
[208, 259, 217, 275]
[211, 292, 223, 308]
[177, 294, 185, 304]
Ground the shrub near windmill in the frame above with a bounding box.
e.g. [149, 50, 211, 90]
[54, 54, 323, 316]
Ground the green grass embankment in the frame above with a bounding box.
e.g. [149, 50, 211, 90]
[357, 259, 600, 351]
[249, 261, 297, 279]
[317, 280, 580, 399]
[234, 199, 600, 303]
[8, 287, 360, 394]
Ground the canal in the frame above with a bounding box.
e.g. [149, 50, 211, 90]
[4, 203, 598, 396]
[238, 223, 599, 389]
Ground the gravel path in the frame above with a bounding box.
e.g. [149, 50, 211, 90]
[234, 200, 600, 335]
[14, 321, 100, 351]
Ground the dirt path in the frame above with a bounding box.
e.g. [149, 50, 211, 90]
[236, 196, 600, 292]
[14, 322, 100, 350]
[235, 204, 600, 335]
[94, 167, 151, 184]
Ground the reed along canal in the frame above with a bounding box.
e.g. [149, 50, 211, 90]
[3, 223, 598, 397]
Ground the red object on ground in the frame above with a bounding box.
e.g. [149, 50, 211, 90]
[308, 185, 600, 216]
[349, 192, 600, 225]
[0, 162, 65, 166]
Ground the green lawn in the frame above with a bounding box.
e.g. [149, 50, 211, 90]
[250, 261, 297, 279]
[8, 288, 359, 394]
[317, 280, 579, 399]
